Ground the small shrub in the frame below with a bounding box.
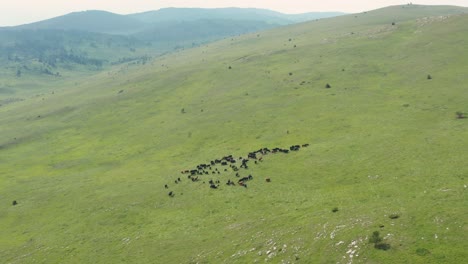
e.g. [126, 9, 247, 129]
[369, 231, 383, 244]
[369, 231, 391, 250]
[416, 248, 430, 256]
[392, 22, 396, 25]
[228, 66, 232, 69]
[289, 72, 293, 76]
[456, 111, 465, 119]
[375, 243, 391, 250]
[325, 83, 331, 88]
[389, 213, 400, 219]
[12, 200, 18, 206]
[427, 74, 432, 80]
[181, 108, 186, 114]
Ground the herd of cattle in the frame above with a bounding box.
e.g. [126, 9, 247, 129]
[166, 143, 309, 197]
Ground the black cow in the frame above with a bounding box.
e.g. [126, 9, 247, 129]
[168, 191, 175, 197]
[290, 145, 300, 151]
[12, 200, 18, 206]
[210, 184, 218, 189]
[238, 175, 253, 183]
[226, 180, 235, 186]
[164, 184, 169, 189]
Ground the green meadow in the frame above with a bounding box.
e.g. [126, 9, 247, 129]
[0, 5, 467, 263]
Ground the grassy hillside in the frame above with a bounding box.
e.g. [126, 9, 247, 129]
[0, 4, 467, 263]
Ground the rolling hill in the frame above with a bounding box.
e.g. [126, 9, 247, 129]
[14, 10, 146, 35]
[0, 8, 344, 85]
[0, 4, 467, 263]
[129, 7, 344, 25]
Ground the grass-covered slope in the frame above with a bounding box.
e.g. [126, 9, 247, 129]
[0, 5, 467, 263]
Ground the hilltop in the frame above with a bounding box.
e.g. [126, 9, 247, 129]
[0, 4, 467, 263]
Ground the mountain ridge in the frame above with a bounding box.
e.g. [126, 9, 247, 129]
[4, 8, 346, 34]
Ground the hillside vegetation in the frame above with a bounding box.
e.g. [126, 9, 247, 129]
[0, 4, 467, 263]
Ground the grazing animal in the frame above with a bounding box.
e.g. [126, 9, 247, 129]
[210, 184, 218, 189]
[12, 200, 18, 206]
[290, 145, 300, 151]
[248, 152, 257, 159]
[168, 191, 175, 197]
[265, 178, 271, 182]
[164, 184, 169, 189]
[239, 175, 253, 183]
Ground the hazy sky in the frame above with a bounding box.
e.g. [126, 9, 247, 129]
[2, 0, 468, 26]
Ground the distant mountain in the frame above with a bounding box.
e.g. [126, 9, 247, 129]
[129, 7, 345, 25]
[285, 12, 348, 22]
[14, 10, 146, 35]
[0, 7, 345, 77]
[8, 8, 346, 35]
